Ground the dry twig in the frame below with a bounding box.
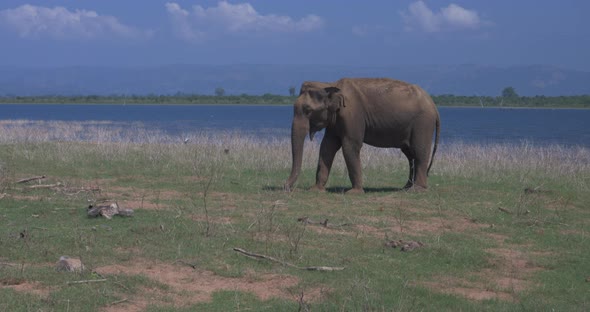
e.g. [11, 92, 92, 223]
[26, 183, 62, 189]
[297, 217, 351, 228]
[66, 279, 107, 285]
[16, 175, 46, 184]
[109, 298, 128, 306]
[233, 247, 344, 271]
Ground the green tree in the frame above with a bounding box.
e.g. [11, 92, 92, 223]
[501, 86, 518, 98]
[288, 86, 296, 97]
[215, 87, 225, 96]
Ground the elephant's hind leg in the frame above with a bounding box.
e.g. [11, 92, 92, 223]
[401, 146, 415, 189]
[411, 142, 432, 189]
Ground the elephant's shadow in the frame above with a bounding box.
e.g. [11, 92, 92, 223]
[262, 186, 405, 193]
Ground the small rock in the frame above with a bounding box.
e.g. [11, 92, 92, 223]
[385, 240, 424, 251]
[401, 241, 424, 252]
[586, 276, 590, 283]
[56, 256, 85, 273]
[385, 240, 403, 248]
[87, 202, 133, 219]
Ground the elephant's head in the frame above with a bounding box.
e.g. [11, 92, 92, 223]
[284, 82, 345, 191]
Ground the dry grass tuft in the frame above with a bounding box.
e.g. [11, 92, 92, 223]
[1, 120, 588, 191]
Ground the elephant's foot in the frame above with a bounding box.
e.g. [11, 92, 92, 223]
[309, 185, 326, 192]
[404, 185, 427, 192]
[345, 187, 365, 195]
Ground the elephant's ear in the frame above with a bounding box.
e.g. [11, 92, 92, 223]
[324, 87, 345, 112]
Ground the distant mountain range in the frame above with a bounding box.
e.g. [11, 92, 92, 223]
[0, 64, 588, 96]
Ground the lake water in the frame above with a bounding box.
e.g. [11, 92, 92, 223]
[1, 104, 589, 147]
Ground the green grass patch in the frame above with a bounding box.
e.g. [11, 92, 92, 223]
[1, 121, 589, 311]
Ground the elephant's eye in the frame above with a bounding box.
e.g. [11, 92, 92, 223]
[302, 104, 312, 115]
[311, 92, 324, 101]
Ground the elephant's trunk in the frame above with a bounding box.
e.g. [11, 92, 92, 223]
[284, 115, 309, 192]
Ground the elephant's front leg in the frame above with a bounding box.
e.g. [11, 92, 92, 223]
[341, 138, 364, 193]
[312, 133, 341, 191]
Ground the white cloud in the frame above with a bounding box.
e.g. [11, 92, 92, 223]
[401, 1, 482, 32]
[165, 1, 323, 42]
[165, 2, 205, 42]
[0, 4, 148, 40]
[441, 4, 481, 29]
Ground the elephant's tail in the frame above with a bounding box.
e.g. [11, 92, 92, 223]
[427, 112, 440, 176]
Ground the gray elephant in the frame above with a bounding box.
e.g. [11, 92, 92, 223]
[284, 78, 440, 193]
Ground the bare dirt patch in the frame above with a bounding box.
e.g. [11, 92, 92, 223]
[355, 215, 486, 238]
[0, 278, 51, 298]
[95, 260, 326, 311]
[418, 244, 544, 302]
[486, 248, 543, 274]
[370, 196, 430, 215]
[420, 278, 514, 301]
[486, 233, 509, 244]
[99, 186, 186, 210]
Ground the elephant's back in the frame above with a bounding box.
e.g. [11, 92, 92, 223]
[337, 77, 421, 100]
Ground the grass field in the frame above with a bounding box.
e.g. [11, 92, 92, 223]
[1, 121, 589, 311]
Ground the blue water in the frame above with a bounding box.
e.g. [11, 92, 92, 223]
[1, 104, 589, 147]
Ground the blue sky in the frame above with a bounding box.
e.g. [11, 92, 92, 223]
[0, 0, 588, 70]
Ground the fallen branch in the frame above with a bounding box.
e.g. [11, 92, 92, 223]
[173, 260, 198, 269]
[66, 279, 107, 285]
[498, 207, 512, 214]
[17, 175, 46, 184]
[525, 218, 570, 227]
[297, 217, 352, 228]
[26, 183, 62, 189]
[109, 298, 128, 306]
[233, 247, 344, 271]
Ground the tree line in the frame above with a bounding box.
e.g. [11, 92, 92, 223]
[1, 87, 589, 108]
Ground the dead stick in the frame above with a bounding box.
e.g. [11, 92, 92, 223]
[297, 217, 351, 228]
[17, 175, 46, 183]
[498, 207, 512, 214]
[173, 260, 197, 269]
[66, 279, 107, 285]
[26, 183, 62, 189]
[233, 248, 344, 271]
[109, 298, 128, 306]
[233, 247, 295, 267]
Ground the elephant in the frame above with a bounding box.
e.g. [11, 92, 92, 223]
[284, 78, 440, 193]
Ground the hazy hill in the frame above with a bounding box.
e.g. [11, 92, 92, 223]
[0, 64, 588, 96]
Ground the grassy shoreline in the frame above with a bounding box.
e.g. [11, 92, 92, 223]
[1, 121, 589, 311]
[1, 93, 589, 108]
